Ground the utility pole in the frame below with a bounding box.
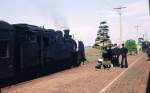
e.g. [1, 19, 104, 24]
[149, 0, 150, 15]
[143, 34, 145, 40]
[135, 25, 140, 44]
[146, 31, 148, 41]
[114, 6, 127, 46]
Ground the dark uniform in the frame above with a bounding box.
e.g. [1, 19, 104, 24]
[78, 41, 86, 65]
[120, 44, 128, 68]
[112, 45, 120, 67]
[146, 46, 150, 61]
[102, 49, 108, 61]
[106, 47, 112, 61]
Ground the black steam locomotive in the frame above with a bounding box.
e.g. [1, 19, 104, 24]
[0, 21, 86, 83]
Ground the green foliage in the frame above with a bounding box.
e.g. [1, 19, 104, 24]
[94, 21, 111, 49]
[125, 39, 137, 54]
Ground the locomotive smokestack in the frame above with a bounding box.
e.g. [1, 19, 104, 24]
[64, 29, 70, 38]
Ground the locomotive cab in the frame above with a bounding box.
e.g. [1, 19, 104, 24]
[13, 24, 44, 73]
[0, 21, 15, 80]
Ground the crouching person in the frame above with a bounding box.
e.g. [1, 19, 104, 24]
[95, 47, 113, 69]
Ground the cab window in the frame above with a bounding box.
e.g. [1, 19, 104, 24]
[0, 40, 8, 58]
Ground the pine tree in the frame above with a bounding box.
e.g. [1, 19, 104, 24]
[94, 21, 111, 49]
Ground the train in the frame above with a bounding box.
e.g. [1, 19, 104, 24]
[0, 21, 86, 84]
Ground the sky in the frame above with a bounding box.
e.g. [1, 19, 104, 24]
[0, 0, 149, 46]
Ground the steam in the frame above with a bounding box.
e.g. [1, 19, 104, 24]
[52, 14, 69, 30]
[33, 0, 70, 30]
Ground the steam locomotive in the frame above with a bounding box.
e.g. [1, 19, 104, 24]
[0, 21, 86, 83]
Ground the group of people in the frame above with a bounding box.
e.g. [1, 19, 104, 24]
[142, 42, 150, 61]
[146, 45, 150, 61]
[102, 43, 128, 68]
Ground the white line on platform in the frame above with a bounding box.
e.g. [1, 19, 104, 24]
[98, 54, 145, 93]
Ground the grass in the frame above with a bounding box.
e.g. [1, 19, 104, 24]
[84, 47, 100, 64]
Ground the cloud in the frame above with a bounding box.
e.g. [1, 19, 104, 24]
[124, 0, 149, 16]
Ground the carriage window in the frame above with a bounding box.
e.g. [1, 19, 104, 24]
[0, 40, 8, 58]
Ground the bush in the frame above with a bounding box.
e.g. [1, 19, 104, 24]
[125, 39, 137, 55]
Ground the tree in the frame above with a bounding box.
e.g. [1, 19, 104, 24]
[125, 39, 137, 54]
[94, 21, 111, 49]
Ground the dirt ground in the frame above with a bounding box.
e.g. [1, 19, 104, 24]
[1, 52, 150, 93]
[103, 54, 150, 93]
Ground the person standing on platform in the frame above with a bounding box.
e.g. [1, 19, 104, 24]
[106, 45, 112, 62]
[120, 43, 128, 68]
[112, 44, 120, 67]
[146, 46, 150, 61]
